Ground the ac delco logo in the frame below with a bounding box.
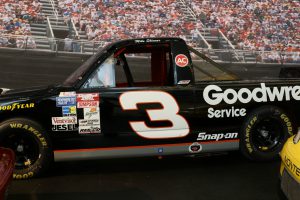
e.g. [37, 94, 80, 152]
[175, 54, 188, 67]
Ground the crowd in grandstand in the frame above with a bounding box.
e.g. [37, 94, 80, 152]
[58, 0, 198, 42]
[0, 0, 42, 48]
[189, 0, 299, 53]
[0, 0, 299, 63]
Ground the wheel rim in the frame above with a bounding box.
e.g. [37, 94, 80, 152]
[252, 117, 284, 152]
[0, 131, 40, 170]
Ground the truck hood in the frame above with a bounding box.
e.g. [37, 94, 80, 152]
[0, 85, 59, 100]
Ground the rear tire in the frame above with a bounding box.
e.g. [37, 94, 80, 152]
[240, 106, 293, 161]
[0, 118, 53, 179]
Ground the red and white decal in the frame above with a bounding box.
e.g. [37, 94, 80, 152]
[78, 101, 99, 108]
[175, 54, 189, 67]
[59, 91, 76, 97]
[119, 91, 190, 139]
[52, 116, 77, 125]
[77, 93, 99, 108]
[77, 93, 99, 101]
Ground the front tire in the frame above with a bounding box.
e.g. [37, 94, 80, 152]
[240, 106, 293, 161]
[0, 118, 53, 179]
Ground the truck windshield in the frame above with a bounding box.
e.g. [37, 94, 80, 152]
[63, 43, 115, 87]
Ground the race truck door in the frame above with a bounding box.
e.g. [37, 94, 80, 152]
[77, 41, 198, 150]
[189, 46, 241, 149]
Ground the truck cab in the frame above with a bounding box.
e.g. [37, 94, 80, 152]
[64, 38, 237, 89]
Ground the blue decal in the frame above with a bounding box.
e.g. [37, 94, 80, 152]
[62, 106, 77, 115]
[56, 97, 76, 107]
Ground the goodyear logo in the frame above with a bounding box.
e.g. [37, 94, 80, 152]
[0, 103, 34, 111]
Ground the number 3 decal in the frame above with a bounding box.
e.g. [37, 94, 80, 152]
[119, 91, 190, 139]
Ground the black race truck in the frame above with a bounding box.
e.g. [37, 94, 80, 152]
[0, 38, 299, 179]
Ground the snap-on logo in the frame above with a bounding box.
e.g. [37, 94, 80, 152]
[175, 54, 188, 67]
[203, 83, 300, 105]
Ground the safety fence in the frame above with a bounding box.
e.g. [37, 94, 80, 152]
[0, 34, 299, 64]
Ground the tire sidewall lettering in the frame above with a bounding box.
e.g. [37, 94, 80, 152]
[9, 123, 48, 147]
[13, 172, 34, 180]
[244, 115, 257, 154]
[280, 113, 293, 136]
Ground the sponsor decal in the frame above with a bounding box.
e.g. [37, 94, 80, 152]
[52, 124, 77, 131]
[79, 125, 101, 134]
[78, 101, 98, 108]
[203, 83, 300, 106]
[77, 93, 101, 134]
[0, 103, 34, 111]
[208, 106, 246, 118]
[284, 156, 300, 177]
[189, 142, 202, 153]
[84, 107, 99, 119]
[56, 97, 76, 107]
[175, 54, 189, 67]
[77, 93, 99, 108]
[79, 119, 100, 126]
[77, 93, 99, 101]
[177, 80, 191, 85]
[59, 91, 76, 97]
[62, 106, 77, 116]
[9, 123, 47, 146]
[52, 116, 77, 125]
[197, 132, 238, 141]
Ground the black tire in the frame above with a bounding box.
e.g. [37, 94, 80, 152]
[0, 118, 53, 179]
[240, 106, 293, 161]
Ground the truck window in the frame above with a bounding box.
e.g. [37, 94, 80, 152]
[189, 47, 238, 81]
[82, 55, 117, 88]
[82, 43, 174, 89]
[115, 44, 173, 87]
[124, 53, 152, 83]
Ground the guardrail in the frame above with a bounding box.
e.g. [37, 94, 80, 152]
[0, 35, 299, 64]
[191, 48, 300, 64]
[46, 17, 55, 38]
[49, 0, 59, 22]
[218, 29, 241, 61]
[196, 29, 211, 49]
[71, 19, 80, 39]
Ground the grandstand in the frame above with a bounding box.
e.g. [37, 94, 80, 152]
[0, 0, 299, 64]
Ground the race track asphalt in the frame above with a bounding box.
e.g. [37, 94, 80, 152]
[0, 53, 283, 200]
[8, 153, 281, 200]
